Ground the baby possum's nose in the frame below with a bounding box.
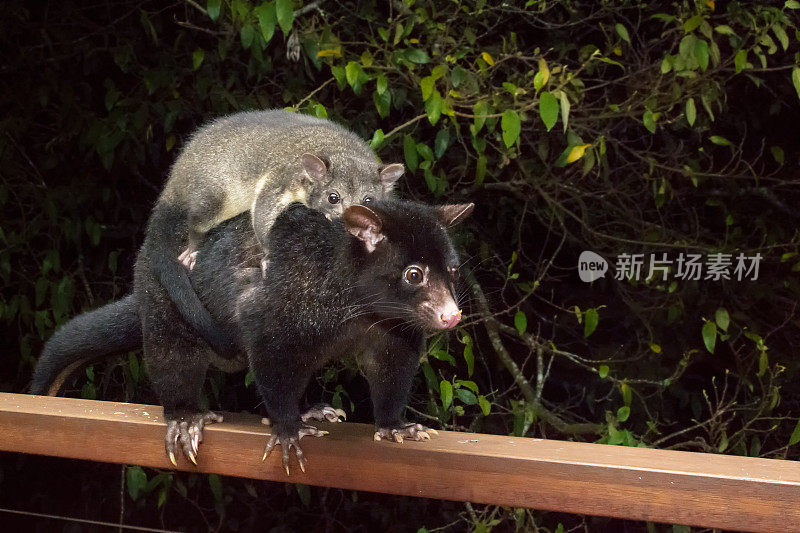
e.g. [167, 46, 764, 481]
[437, 301, 462, 329]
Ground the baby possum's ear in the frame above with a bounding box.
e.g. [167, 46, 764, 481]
[379, 163, 404, 190]
[436, 203, 475, 227]
[301, 153, 329, 181]
[344, 205, 385, 253]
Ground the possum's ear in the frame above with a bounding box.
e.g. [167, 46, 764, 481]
[436, 203, 474, 227]
[379, 163, 404, 189]
[344, 205, 385, 253]
[301, 153, 328, 181]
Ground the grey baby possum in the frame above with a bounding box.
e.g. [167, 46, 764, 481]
[144, 109, 404, 355]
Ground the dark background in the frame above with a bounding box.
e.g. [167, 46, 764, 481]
[1, 1, 799, 531]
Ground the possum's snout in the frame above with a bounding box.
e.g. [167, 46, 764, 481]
[438, 308, 462, 329]
[420, 290, 462, 331]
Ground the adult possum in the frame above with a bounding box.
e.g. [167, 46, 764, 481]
[32, 199, 473, 472]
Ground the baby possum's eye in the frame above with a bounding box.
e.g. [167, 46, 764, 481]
[403, 265, 424, 285]
[363, 195, 375, 204]
[448, 266, 459, 283]
[327, 192, 341, 204]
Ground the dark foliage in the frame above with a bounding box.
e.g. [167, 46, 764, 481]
[1, 0, 800, 531]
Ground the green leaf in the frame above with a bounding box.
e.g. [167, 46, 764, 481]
[345, 61, 361, 87]
[478, 396, 491, 416]
[710, 135, 732, 146]
[685, 97, 696, 126]
[403, 134, 418, 172]
[514, 310, 527, 335]
[373, 89, 391, 118]
[702, 321, 717, 353]
[369, 129, 385, 150]
[598, 365, 609, 379]
[501, 109, 521, 148]
[455, 388, 477, 405]
[420, 76, 435, 101]
[207, 0, 221, 21]
[734, 49, 747, 73]
[463, 342, 474, 376]
[475, 154, 487, 186]
[616, 405, 630, 422]
[240, 24, 255, 50]
[757, 350, 768, 377]
[376, 74, 388, 95]
[472, 100, 488, 133]
[192, 49, 204, 70]
[434, 128, 450, 158]
[714, 25, 735, 36]
[424, 90, 442, 125]
[584, 308, 599, 337]
[615, 23, 631, 44]
[404, 48, 430, 64]
[643, 110, 656, 133]
[792, 67, 800, 101]
[451, 66, 468, 88]
[694, 39, 709, 71]
[560, 91, 570, 132]
[773, 25, 789, 51]
[715, 308, 730, 332]
[209, 473, 223, 501]
[684, 15, 703, 33]
[786, 0, 800, 8]
[126, 466, 147, 501]
[254, 2, 277, 44]
[276, 0, 294, 35]
[295, 483, 311, 507]
[538, 91, 558, 131]
[440, 380, 453, 410]
[771, 145, 785, 164]
[789, 418, 800, 446]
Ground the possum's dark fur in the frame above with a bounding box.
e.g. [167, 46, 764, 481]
[32, 198, 472, 465]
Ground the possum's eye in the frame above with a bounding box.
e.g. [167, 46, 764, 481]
[403, 266, 424, 285]
[448, 267, 459, 283]
[328, 192, 341, 204]
[363, 195, 375, 204]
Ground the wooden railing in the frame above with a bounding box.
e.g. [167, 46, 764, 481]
[0, 392, 798, 532]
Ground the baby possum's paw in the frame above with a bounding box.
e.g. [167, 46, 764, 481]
[177, 248, 199, 270]
[165, 411, 224, 466]
[374, 423, 438, 443]
[300, 404, 347, 423]
[261, 422, 329, 475]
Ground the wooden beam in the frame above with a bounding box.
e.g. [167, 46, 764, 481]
[0, 393, 797, 531]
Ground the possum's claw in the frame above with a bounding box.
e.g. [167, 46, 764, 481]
[262, 425, 329, 475]
[373, 423, 436, 443]
[164, 411, 223, 466]
[300, 404, 347, 423]
[178, 248, 198, 270]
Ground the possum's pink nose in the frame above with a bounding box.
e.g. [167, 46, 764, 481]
[439, 309, 462, 329]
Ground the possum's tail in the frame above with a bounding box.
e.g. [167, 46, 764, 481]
[30, 294, 142, 395]
[146, 203, 236, 358]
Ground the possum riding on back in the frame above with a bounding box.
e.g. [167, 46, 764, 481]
[146, 110, 404, 355]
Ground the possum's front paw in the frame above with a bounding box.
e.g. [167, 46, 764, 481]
[177, 248, 198, 270]
[262, 424, 329, 475]
[165, 411, 223, 466]
[374, 423, 438, 443]
[300, 404, 347, 423]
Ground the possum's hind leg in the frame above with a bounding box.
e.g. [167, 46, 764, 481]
[165, 412, 223, 465]
[141, 299, 221, 466]
[262, 423, 329, 475]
